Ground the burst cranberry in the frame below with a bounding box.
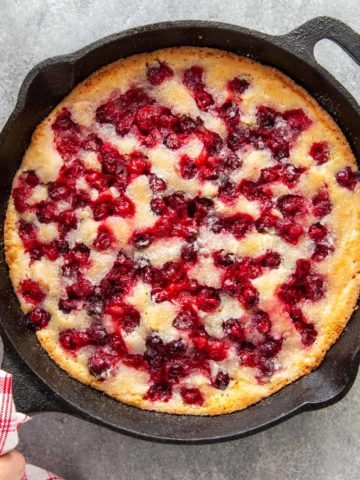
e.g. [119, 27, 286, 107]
[88, 350, 115, 376]
[227, 213, 254, 239]
[59, 298, 78, 314]
[223, 318, 244, 341]
[57, 210, 77, 233]
[193, 90, 214, 111]
[147, 60, 174, 85]
[100, 146, 126, 175]
[312, 190, 332, 217]
[259, 251, 281, 269]
[196, 287, 220, 312]
[127, 151, 151, 175]
[106, 302, 140, 333]
[213, 250, 234, 268]
[181, 387, 204, 406]
[312, 243, 333, 262]
[239, 283, 259, 308]
[218, 180, 238, 203]
[114, 195, 135, 217]
[173, 308, 198, 330]
[27, 308, 50, 330]
[256, 105, 279, 129]
[36, 201, 57, 224]
[180, 244, 198, 265]
[93, 225, 114, 251]
[19, 279, 45, 305]
[163, 133, 183, 150]
[218, 102, 239, 128]
[48, 181, 71, 201]
[133, 232, 152, 249]
[67, 276, 94, 300]
[145, 382, 172, 402]
[309, 141, 329, 165]
[179, 155, 197, 179]
[336, 167, 359, 190]
[148, 173, 167, 192]
[255, 211, 278, 233]
[150, 197, 166, 215]
[289, 306, 317, 346]
[59, 328, 89, 350]
[252, 310, 271, 334]
[277, 194, 307, 218]
[228, 77, 250, 94]
[308, 222, 327, 241]
[282, 108, 312, 133]
[276, 221, 304, 244]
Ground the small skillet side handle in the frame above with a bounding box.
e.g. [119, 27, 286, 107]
[277, 16, 360, 66]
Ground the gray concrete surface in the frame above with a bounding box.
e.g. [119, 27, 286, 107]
[0, 1, 359, 479]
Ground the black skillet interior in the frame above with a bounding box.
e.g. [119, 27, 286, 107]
[0, 16, 359, 444]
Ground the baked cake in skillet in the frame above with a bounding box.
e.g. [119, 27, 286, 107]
[5, 47, 360, 414]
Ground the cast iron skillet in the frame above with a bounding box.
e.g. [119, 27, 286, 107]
[0, 16, 359, 444]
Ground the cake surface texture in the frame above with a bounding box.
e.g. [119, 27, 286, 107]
[5, 47, 360, 415]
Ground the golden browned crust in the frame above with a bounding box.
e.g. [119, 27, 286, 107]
[4, 47, 360, 415]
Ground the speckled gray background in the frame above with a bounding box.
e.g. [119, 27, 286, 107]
[0, 1, 359, 479]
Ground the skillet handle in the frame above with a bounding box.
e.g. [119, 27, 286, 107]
[279, 16, 360, 65]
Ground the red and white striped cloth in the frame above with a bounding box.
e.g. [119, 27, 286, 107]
[0, 369, 62, 480]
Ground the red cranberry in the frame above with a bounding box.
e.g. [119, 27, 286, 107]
[181, 387, 204, 406]
[133, 232, 152, 249]
[67, 276, 94, 300]
[147, 61, 174, 85]
[312, 243, 333, 262]
[148, 173, 167, 192]
[277, 194, 307, 218]
[336, 167, 359, 190]
[213, 250, 234, 268]
[252, 310, 271, 334]
[19, 279, 45, 305]
[100, 146, 126, 176]
[93, 225, 114, 251]
[308, 222, 327, 241]
[282, 108, 312, 133]
[218, 102, 239, 129]
[276, 221, 304, 244]
[36, 201, 57, 224]
[223, 318, 244, 341]
[227, 213, 254, 239]
[150, 197, 166, 215]
[181, 243, 198, 265]
[259, 251, 281, 269]
[255, 211, 278, 233]
[196, 287, 220, 312]
[173, 308, 198, 330]
[228, 77, 250, 94]
[256, 105, 279, 129]
[289, 306, 317, 347]
[127, 151, 151, 175]
[218, 180, 238, 203]
[145, 382, 172, 402]
[114, 195, 135, 218]
[27, 308, 50, 330]
[59, 328, 90, 350]
[312, 190, 332, 217]
[88, 350, 115, 376]
[57, 210, 77, 233]
[179, 155, 197, 179]
[239, 283, 259, 308]
[309, 141, 329, 165]
[48, 181, 71, 201]
[106, 302, 140, 333]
